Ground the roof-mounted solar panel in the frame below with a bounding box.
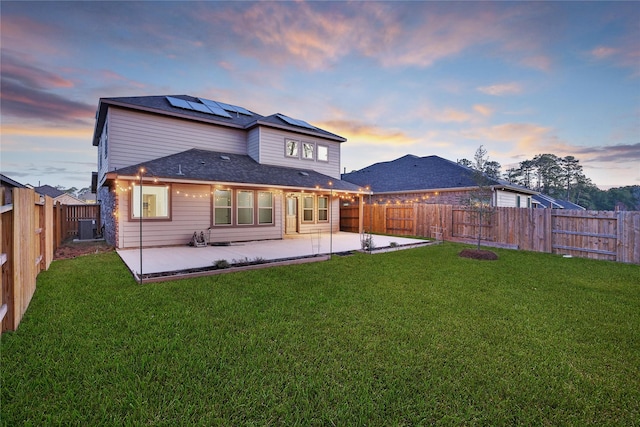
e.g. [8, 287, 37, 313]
[166, 96, 191, 110]
[199, 98, 253, 116]
[187, 101, 214, 114]
[216, 101, 253, 116]
[197, 98, 232, 118]
[277, 113, 316, 130]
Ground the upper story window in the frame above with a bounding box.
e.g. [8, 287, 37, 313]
[131, 184, 170, 219]
[285, 139, 299, 157]
[302, 142, 314, 160]
[317, 145, 328, 162]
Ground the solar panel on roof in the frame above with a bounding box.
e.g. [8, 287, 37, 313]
[277, 114, 316, 130]
[187, 101, 213, 114]
[199, 98, 253, 116]
[216, 101, 253, 116]
[166, 96, 191, 110]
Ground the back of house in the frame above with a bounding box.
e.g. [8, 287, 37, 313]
[91, 95, 363, 248]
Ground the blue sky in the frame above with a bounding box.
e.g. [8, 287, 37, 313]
[1, 1, 638, 190]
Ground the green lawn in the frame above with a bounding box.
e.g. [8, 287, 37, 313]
[2, 243, 639, 426]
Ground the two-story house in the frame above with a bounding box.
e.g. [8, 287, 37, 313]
[91, 95, 364, 249]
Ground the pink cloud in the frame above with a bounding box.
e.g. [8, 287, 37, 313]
[477, 82, 523, 96]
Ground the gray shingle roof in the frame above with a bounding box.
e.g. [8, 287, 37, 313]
[342, 154, 535, 194]
[113, 149, 361, 192]
[533, 194, 585, 210]
[35, 184, 65, 198]
[93, 95, 345, 145]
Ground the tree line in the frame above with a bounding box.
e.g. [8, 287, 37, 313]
[457, 151, 639, 211]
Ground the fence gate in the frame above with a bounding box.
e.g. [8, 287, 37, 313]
[551, 210, 618, 261]
[385, 205, 415, 235]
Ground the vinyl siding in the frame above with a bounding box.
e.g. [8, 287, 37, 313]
[258, 127, 341, 179]
[247, 127, 260, 162]
[496, 190, 526, 208]
[118, 183, 282, 248]
[107, 108, 247, 172]
[296, 196, 340, 234]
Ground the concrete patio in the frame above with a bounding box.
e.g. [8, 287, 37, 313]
[117, 232, 431, 278]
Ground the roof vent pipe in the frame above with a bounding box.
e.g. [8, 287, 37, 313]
[177, 164, 184, 175]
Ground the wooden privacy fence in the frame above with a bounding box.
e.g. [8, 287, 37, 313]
[59, 204, 101, 239]
[340, 203, 640, 264]
[1, 188, 55, 333]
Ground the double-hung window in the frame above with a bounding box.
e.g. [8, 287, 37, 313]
[302, 196, 314, 222]
[258, 192, 273, 224]
[214, 189, 232, 225]
[237, 190, 254, 225]
[318, 196, 329, 221]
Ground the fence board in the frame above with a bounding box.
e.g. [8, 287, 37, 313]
[340, 203, 639, 264]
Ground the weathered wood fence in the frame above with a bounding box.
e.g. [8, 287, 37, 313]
[1, 188, 55, 332]
[341, 204, 640, 264]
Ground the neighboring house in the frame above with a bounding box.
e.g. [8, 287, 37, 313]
[91, 95, 364, 249]
[342, 154, 537, 207]
[0, 173, 27, 204]
[532, 194, 585, 210]
[35, 185, 86, 205]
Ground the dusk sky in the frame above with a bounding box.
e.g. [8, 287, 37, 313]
[1, 1, 639, 191]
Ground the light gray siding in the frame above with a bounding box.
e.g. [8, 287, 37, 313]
[496, 190, 530, 208]
[108, 108, 247, 172]
[258, 127, 342, 179]
[247, 127, 260, 163]
[117, 183, 283, 248]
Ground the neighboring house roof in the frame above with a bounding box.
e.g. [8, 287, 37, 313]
[110, 149, 362, 192]
[54, 193, 86, 205]
[93, 95, 346, 146]
[342, 154, 536, 194]
[532, 194, 585, 210]
[35, 185, 65, 198]
[0, 173, 27, 189]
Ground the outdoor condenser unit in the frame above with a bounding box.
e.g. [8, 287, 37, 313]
[78, 219, 96, 240]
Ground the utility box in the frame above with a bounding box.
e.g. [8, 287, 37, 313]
[78, 219, 96, 240]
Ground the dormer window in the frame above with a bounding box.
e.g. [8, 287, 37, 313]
[285, 139, 299, 157]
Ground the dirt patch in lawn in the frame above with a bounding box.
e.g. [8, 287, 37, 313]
[459, 248, 499, 261]
[54, 239, 114, 260]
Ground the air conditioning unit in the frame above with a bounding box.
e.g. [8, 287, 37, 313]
[78, 219, 96, 240]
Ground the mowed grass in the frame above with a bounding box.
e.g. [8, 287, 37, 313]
[1, 243, 639, 426]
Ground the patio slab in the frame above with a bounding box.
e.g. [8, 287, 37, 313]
[117, 232, 430, 277]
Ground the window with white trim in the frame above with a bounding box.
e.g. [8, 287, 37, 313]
[237, 190, 254, 225]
